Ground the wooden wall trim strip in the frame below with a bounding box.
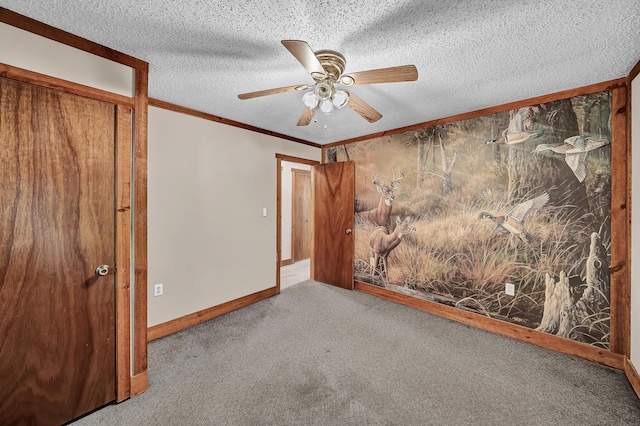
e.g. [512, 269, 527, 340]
[134, 68, 149, 377]
[0, 7, 148, 70]
[149, 98, 321, 148]
[355, 281, 625, 369]
[325, 78, 626, 149]
[610, 86, 630, 356]
[115, 105, 133, 402]
[147, 287, 278, 341]
[130, 372, 148, 397]
[0, 62, 135, 107]
[276, 158, 283, 293]
[624, 358, 640, 399]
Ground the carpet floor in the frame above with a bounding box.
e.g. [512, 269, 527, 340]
[73, 280, 640, 425]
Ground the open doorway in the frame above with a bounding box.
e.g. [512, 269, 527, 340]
[276, 155, 318, 292]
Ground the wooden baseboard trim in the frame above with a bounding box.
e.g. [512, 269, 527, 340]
[131, 371, 148, 397]
[280, 258, 294, 266]
[355, 281, 624, 369]
[147, 287, 278, 341]
[624, 358, 640, 398]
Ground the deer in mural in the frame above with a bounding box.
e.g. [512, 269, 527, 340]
[357, 170, 404, 231]
[369, 216, 416, 282]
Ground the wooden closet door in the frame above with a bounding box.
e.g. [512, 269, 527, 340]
[0, 78, 116, 425]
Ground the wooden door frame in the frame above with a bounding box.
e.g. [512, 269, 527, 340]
[275, 154, 319, 294]
[0, 8, 149, 401]
[291, 168, 311, 262]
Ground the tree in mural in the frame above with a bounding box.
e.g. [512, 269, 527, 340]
[507, 101, 588, 217]
[414, 129, 457, 197]
[414, 129, 430, 189]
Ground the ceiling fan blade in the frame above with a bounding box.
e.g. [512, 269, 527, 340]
[341, 65, 418, 86]
[297, 106, 317, 126]
[346, 91, 382, 123]
[281, 40, 326, 78]
[238, 84, 308, 100]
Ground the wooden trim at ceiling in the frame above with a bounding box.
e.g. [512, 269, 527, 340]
[0, 7, 147, 70]
[324, 77, 627, 149]
[149, 98, 321, 148]
[628, 58, 640, 83]
[147, 287, 277, 341]
[355, 281, 624, 369]
[0, 63, 135, 107]
[115, 105, 133, 402]
[609, 86, 630, 357]
[624, 358, 640, 399]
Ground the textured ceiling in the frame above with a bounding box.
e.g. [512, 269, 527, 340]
[2, 1, 640, 145]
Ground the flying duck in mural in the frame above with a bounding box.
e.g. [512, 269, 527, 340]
[531, 135, 610, 182]
[478, 193, 549, 243]
[484, 107, 544, 145]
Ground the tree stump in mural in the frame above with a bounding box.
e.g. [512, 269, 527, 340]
[536, 232, 610, 346]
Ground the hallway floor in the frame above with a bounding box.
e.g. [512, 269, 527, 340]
[280, 258, 310, 290]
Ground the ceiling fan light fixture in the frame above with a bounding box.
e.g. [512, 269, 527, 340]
[340, 75, 355, 86]
[314, 82, 332, 101]
[319, 99, 334, 115]
[302, 91, 318, 108]
[332, 90, 349, 109]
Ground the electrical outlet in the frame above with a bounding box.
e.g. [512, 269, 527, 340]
[505, 283, 515, 296]
[154, 283, 163, 297]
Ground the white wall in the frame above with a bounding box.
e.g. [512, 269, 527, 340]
[281, 161, 311, 262]
[147, 107, 320, 326]
[631, 73, 640, 368]
[0, 22, 134, 97]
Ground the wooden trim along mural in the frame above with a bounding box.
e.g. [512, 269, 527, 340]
[327, 90, 613, 348]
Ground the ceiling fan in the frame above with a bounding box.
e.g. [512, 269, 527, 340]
[237, 40, 418, 126]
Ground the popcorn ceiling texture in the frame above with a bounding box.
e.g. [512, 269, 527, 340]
[3, 0, 640, 144]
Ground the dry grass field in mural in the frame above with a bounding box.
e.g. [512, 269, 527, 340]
[329, 91, 612, 348]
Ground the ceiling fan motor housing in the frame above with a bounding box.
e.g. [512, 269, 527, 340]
[314, 50, 346, 81]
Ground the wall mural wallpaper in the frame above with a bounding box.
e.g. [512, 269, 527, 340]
[326, 90, 612, 348]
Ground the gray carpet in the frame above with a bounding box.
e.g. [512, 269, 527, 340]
[73, 281, 640, 425]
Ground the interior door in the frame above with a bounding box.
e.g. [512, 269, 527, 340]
[311, 161, 355, 289]
[292, 169, 311, 261]
[0, 78, 116, 425]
